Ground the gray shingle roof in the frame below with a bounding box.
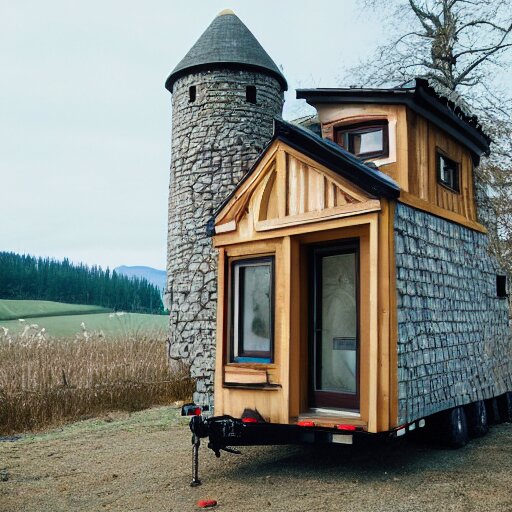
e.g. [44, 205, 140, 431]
[165, 10, 287, 92]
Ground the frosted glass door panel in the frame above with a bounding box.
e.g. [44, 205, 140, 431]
[319, 253, 357, 394]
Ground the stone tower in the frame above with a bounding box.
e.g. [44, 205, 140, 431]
[165, 10, 287, 405]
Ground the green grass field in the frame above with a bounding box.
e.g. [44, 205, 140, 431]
[0, 300, 168, 337]
[0, 299, 109, 321]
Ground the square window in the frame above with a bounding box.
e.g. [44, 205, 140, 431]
[335, 121, 388, 159]
[230, 257, 274, 363]
[437, 152, 460, 192]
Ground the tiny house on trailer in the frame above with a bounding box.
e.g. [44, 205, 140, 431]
[183, 81, 512, 484]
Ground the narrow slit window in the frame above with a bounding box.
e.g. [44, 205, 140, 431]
[230, 257, 274, 363]
[497, 275, 507, 298]
[189, 85, 196, 103]
[246, 85, 257, 104]
[437, 152, 460, 192]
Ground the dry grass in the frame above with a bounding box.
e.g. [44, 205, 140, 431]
[0, 328, 194, 434]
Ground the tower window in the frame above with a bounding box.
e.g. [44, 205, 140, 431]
[437, 152, 460, 192]
[189, 85, 196, 103]
[335, 121, 388, 159]
[497, 275, 507, 298]
[246, 85, 257, 104]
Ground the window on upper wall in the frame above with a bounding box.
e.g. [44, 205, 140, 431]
[335, 121, 389, 159]
[189, 85, 196, 103]
[230, 257, 274, 363]
[437, 152, 460, 192]
[246, 85, 257, 104]
[497, 275, 508, 298]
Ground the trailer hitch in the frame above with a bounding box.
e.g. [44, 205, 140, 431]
[188, 415, 243, 486]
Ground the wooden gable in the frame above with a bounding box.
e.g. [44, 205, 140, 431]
[214, 140, 381, 235]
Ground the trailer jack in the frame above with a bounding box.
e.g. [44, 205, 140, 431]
[185, 412, 359, 485]
[189, 415, 242, 486]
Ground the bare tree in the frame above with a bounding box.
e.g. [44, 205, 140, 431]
[347, 0, 512, 304]
[352, 0, 512, 99]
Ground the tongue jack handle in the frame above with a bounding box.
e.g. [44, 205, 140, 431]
[191, 434, 201, 487]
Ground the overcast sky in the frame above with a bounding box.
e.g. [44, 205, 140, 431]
[0, 1, 399, 270]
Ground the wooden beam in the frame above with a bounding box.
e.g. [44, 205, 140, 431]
[388, 201, 399, 428]
[288, 237, 301, 419]
[368, 216, 379, 433]
[255, 200, 381, 232]
[280, 236, 292, 424]
[214, 248, 226, 415]
[399, 191, 487, 233]
[276, 149, 287, 219]
[377, 200, 391, 432]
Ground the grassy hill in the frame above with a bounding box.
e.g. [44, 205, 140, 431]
[0, 299, 109, 321]
[0, 299, 168, 337]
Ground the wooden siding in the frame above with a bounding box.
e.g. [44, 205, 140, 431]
[213, 142, 398, 432]
[316, 103, 485, 232]
[406, 108, 478, 225]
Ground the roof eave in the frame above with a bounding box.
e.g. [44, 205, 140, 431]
[210, 118, 400, 235]
[165, 61, 288, 92]
[296, 87, 490, 161]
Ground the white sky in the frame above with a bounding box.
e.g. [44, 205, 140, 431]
[0, 1, 419, 269]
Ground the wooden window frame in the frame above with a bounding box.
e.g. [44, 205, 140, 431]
[229, 256, 275, 363]
[436, 150, 460, 193]
[335, 120, 389, 160]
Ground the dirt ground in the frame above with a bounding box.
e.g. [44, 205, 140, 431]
[1, 406, 511, 512]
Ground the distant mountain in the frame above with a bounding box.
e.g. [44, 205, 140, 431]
[114, 266, 166, 296]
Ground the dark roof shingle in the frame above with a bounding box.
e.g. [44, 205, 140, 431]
[166, 10, 287, 92]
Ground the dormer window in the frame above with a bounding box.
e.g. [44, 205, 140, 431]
[437, 151, 460, 192]
[335, 121, 388, 160]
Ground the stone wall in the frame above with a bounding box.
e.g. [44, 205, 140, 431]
[167, 69, 284, 406]
[394, 202, 512, 424]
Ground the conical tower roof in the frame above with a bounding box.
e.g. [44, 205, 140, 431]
[165, 10, 287, 92]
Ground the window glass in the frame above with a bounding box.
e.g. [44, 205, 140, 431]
[232, 258, 273, 363]
[351, 129, 383, 155]
[437, 153, 460, 192]
[335, 121, 388, 159]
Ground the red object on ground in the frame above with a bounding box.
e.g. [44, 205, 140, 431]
[198, 499, 217, 508]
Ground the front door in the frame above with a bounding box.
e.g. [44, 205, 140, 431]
[309, 241, 359, 411]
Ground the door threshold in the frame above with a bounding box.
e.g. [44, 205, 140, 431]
[309, 408, 360, 418]
[297, 410, 366, 430]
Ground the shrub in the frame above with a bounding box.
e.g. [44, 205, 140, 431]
[0, 327, 194, 434]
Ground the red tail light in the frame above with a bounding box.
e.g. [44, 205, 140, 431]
[297, 420, 315, 427]
[336, 424, 356, 431]
[181, 403, 203, 416]
[241, 417, 258, 423]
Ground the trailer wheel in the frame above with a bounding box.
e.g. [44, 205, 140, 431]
[486, 398, 501, 424]
[466, 400, 488, 438]
[446, 406, 469, 448]
[497, 392, 512, 423]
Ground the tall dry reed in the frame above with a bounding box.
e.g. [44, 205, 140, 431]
[0, 327, 194, 434]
